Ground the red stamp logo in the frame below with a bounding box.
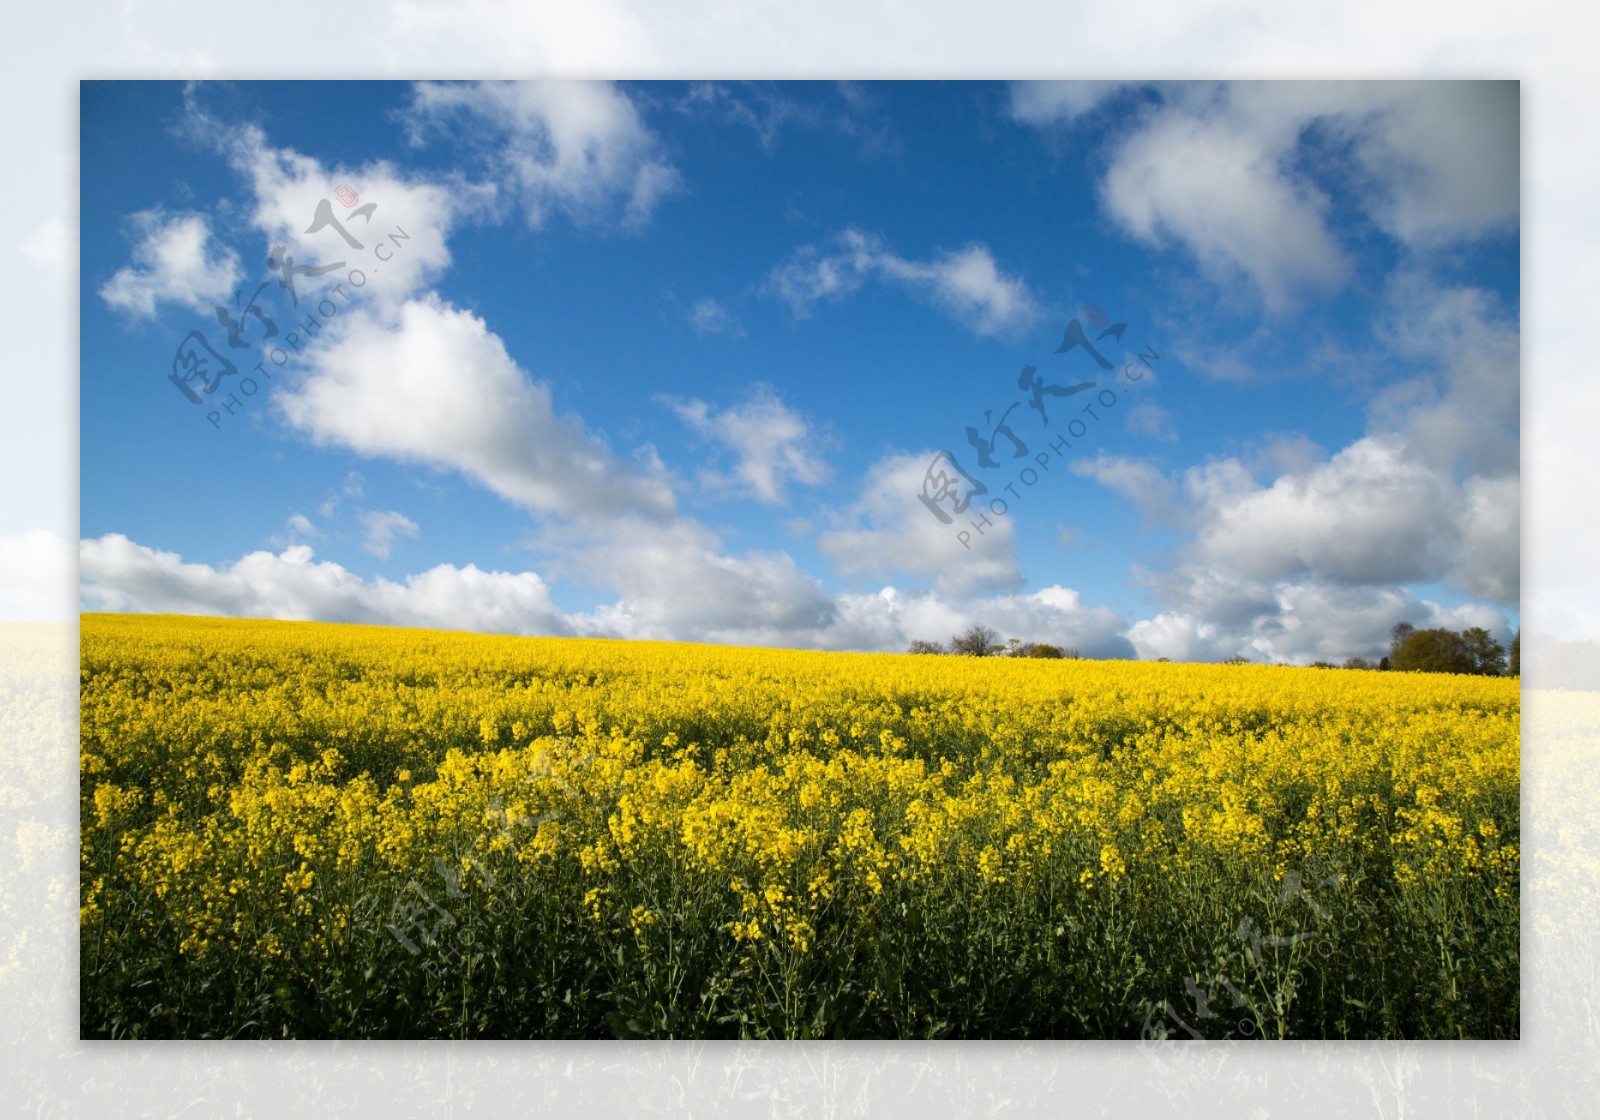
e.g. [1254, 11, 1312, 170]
[1084, 304, 1108, 329]
[334, 184, 359, 208]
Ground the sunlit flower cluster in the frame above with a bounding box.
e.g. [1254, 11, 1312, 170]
[80, 613, 1520, 1038]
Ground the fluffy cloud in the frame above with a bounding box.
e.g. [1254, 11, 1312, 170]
[79, 525, 839, 650]
[406, 80, 679, 231]
[182, 87, 474, 313]
[564, 518, 841, 646]
[1369, 272, 1520, 478]
[85, 83, 1519, 672]
[1286, 81, 1519, 246]
[1099, 108, 1349, 313]
[277, 296, 675, 521]
[665, 387, 829, 504]
[818, 451, 1022, 598]
[1094, 434, 1519, 662]
[358, 510, 421, 560]
[1188, 436, 1458, 586]
[1070, 452, 1178, 526]
[816, 584, 1135, 660]
[80, 534, 574, 637]
[1128, 578, 1509, 666]
[98, 210, 242, 319]
[1076, 434, 1517, 620]
[1453, 474, 1520, 605]
[1013, 81, 1519, 311]
[1193, 81, 1518, 246]
[1124, 611, 1236, 664]
[1068, 271, 1519, 655]
[241, 155, 462, 313]
[80, 530, 1136, 658]
[1167, 277, 1520, 605]
[270, 513, 320, 550]
[171, 89, 676, 527]
[1007, 81, 1134, 125]
[767, 228, 1042, 338]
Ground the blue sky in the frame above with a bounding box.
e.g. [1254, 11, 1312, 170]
[79, 80, 1520, 663]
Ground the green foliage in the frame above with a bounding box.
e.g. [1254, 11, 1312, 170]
[1001, 642, 1078, 659]
[1391, 628, 1476, 674]
[1462, 627, 1507, 676]
[1390, 626, 1507, 676]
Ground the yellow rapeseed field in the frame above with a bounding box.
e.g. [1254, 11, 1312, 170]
[79, 613, 1519, 1039]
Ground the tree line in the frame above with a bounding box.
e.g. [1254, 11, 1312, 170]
[910, 621, 1521, 676]
[908, 624, 1078, 659]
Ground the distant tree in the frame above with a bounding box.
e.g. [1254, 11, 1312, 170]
[1155, 657, 1171, 663]
[1391, 628, 1476, 675]
[1509, 629, 1520, 677]
[907, 639, 945, 655]
[1462, 626, 1508, 676]
[1378, 656, 1391, 671]
[1342, 656, 1374, 670]
[1003, 637, 1025, 657]
[1222, 654, 1251, 666]
[1022, 643, 1070, 659]
[1310, 660, 1336, 669]
[950, 623, 1002, 657]
[1390, 622, 1416, 659]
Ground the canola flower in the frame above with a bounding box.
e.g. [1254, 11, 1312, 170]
[80, 613, 1519, 1039]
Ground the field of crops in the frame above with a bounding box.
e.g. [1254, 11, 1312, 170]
[79, 613, 1519, 1039]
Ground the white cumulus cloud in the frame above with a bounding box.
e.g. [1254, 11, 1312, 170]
[767, 228, 1042, 338]
[80, 534, 573, 637]
[406, 80, 679, 231]
[277, 296, 676, 522]
[358, 510, 421, 560]
[818, 451, 1023, 598]
[665, 387, 830, 504]
[98, 210, 243, 319]
[1012, 81, 1519, 312]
